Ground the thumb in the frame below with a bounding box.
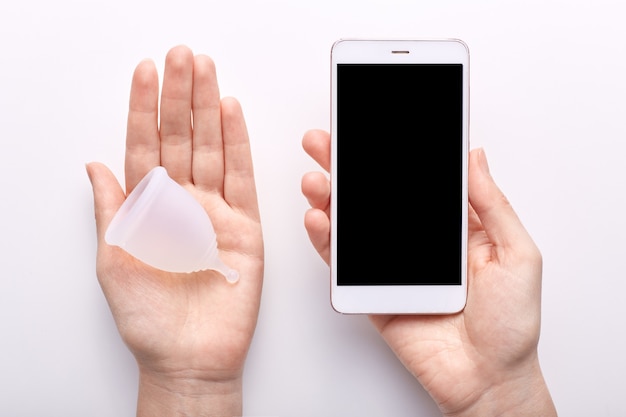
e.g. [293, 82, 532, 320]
[468, 148, 535, 251]
[86, 162, 126, 244]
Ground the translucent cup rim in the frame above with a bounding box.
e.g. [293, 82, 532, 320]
[105, 166, 168, 246]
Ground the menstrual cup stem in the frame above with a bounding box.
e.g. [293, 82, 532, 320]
[212, 260, 240, 284]
[199, 246, 240, 284]
[209, 256, 239, 284]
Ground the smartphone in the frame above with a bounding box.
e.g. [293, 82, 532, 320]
[330, 39, 469, 314]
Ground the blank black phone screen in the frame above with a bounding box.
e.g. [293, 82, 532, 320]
[336, 63, 463, 285]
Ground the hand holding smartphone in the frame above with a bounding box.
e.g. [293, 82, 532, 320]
[330, 39, 470, 314]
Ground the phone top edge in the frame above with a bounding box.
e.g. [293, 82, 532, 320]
[332, 38, 469, 50]
[331, 38, 470, 64]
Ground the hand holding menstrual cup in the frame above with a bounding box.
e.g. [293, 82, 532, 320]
[104, 166, 239, 283]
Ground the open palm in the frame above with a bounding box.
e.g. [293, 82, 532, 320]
[87, 45, 263, 383]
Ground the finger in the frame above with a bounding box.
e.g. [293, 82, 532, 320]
[125, 59, 160, 194]
[301, 171, 330, 212]
[468, 148, 537, 253]
[86, 162, 126, 245]
[159, 45, 194, 184]
[221, 97, 259, 216]
[304, 208, 330, 265]
[302, 129, 330, 173]
[191, 54, 224, 191]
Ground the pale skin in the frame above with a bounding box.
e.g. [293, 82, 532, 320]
[86, 45, 264, 416]
[301, 130, 558, 416]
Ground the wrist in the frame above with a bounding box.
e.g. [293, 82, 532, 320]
[443, 358, 557, 417]
[136, 367, 243, 417]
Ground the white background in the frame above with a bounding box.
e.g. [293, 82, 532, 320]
[1, 1, 625, 416]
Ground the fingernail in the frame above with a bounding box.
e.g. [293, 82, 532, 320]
[85, 163, 94, 185]
[477, 148, 490, 175]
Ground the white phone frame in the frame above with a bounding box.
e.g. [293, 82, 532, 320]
[330, 38, 470, 314]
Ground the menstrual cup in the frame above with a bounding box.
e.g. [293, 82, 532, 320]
[104, 166, 239, 283]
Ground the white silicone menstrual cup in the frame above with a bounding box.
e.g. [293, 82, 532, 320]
[104, 166, 239, 283]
